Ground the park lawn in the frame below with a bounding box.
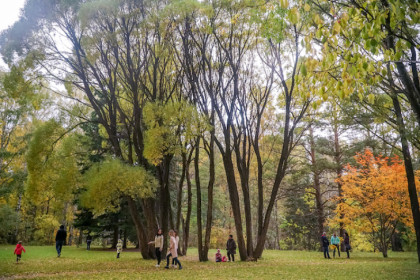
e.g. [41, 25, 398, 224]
[0, 246, 419, 280]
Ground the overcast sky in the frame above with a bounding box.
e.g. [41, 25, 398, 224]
[0, 0, 25, 32]
[0, 0, 25, 68]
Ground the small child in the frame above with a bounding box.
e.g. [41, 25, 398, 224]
[14, 241, 26, 264]
[116, 239, 123, 258]
[215, 249, 222, 262]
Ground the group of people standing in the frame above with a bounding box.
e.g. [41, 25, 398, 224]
[149, 229, 237, 268]
[321, 232, 351, 259]
[149, 229, 182, 269]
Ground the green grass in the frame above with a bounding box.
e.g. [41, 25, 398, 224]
[0, 245, 419, 279]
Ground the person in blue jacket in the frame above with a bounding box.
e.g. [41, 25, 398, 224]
[331, 233, 341, 258]
[321, 232, 331, 259]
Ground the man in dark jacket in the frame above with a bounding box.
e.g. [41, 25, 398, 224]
[86, 234, 92, 251]
[321, 232, 331, 259]
[344, 232, 351, 258]
[226, 235, 237, 262]
[55, 225, 67, 257]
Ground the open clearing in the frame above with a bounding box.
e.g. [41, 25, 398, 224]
[0, 246, 419, 280]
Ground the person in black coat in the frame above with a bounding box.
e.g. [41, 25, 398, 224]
[344, 232, 351, 258]
[321, 232, 331, 259]
[226, 235, 237, 262]
[55, 225, 67, 257]
[86, 234, 92, 251]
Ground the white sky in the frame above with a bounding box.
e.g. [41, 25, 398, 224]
[0, 0, 26, 68]
[0, 0, 25, 32]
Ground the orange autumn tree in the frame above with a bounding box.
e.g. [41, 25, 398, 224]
[335, 149, 418, 258]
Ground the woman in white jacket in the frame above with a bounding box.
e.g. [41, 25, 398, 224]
[148, 229, 163, 267]
[165, 230, 182, 270]
[172, 230, 180, 267]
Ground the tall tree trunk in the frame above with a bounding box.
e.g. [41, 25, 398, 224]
[233, 72, 254, 258]
[127, 197, 152, 259]
[176, 151, 187, 236]
[182, 155, 193, 256]
[112, 224, 118, 249]
[391, 93, 420, 263]
[239, 174, 253, 257]
[202, 134, 215, 261]
[233, 135, 253, 257]
[333, 119, 345, 251]
[175, 152, 187, 256]
[252, 95, 294, 259]
[158, 155, 173, 253]
[309, 127, 324, 243]
[382, 3, 420, 262]
[256, 144, 264, 238]
[274, 200, 280, 250]
[194, 137, 204, 261]
[168, 188, 175, 231]
[254, 94, 273, 250]
[221, 150, 248, 261]
[142, 198, 158, 257]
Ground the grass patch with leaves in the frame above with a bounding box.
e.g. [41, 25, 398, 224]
[0, 245, 419, 279]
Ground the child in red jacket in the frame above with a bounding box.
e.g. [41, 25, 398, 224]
[215, 249, 222, 262]
[14, 241, 26, 263]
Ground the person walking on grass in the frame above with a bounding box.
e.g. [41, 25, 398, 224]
[321, 232, 331, 259]
[344, 232, 351, 258]
[165, 229, 182, 270]
[116, 239, 123, 258]
[148, 229, 163, 267]
[171, 230, 180, 268]
[331, 233, 340, 258]
[86, 234, 92, 251]
[226, 235, 236, 262]
[14, 241, 26, 264]
[55, 225, 67, 257]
